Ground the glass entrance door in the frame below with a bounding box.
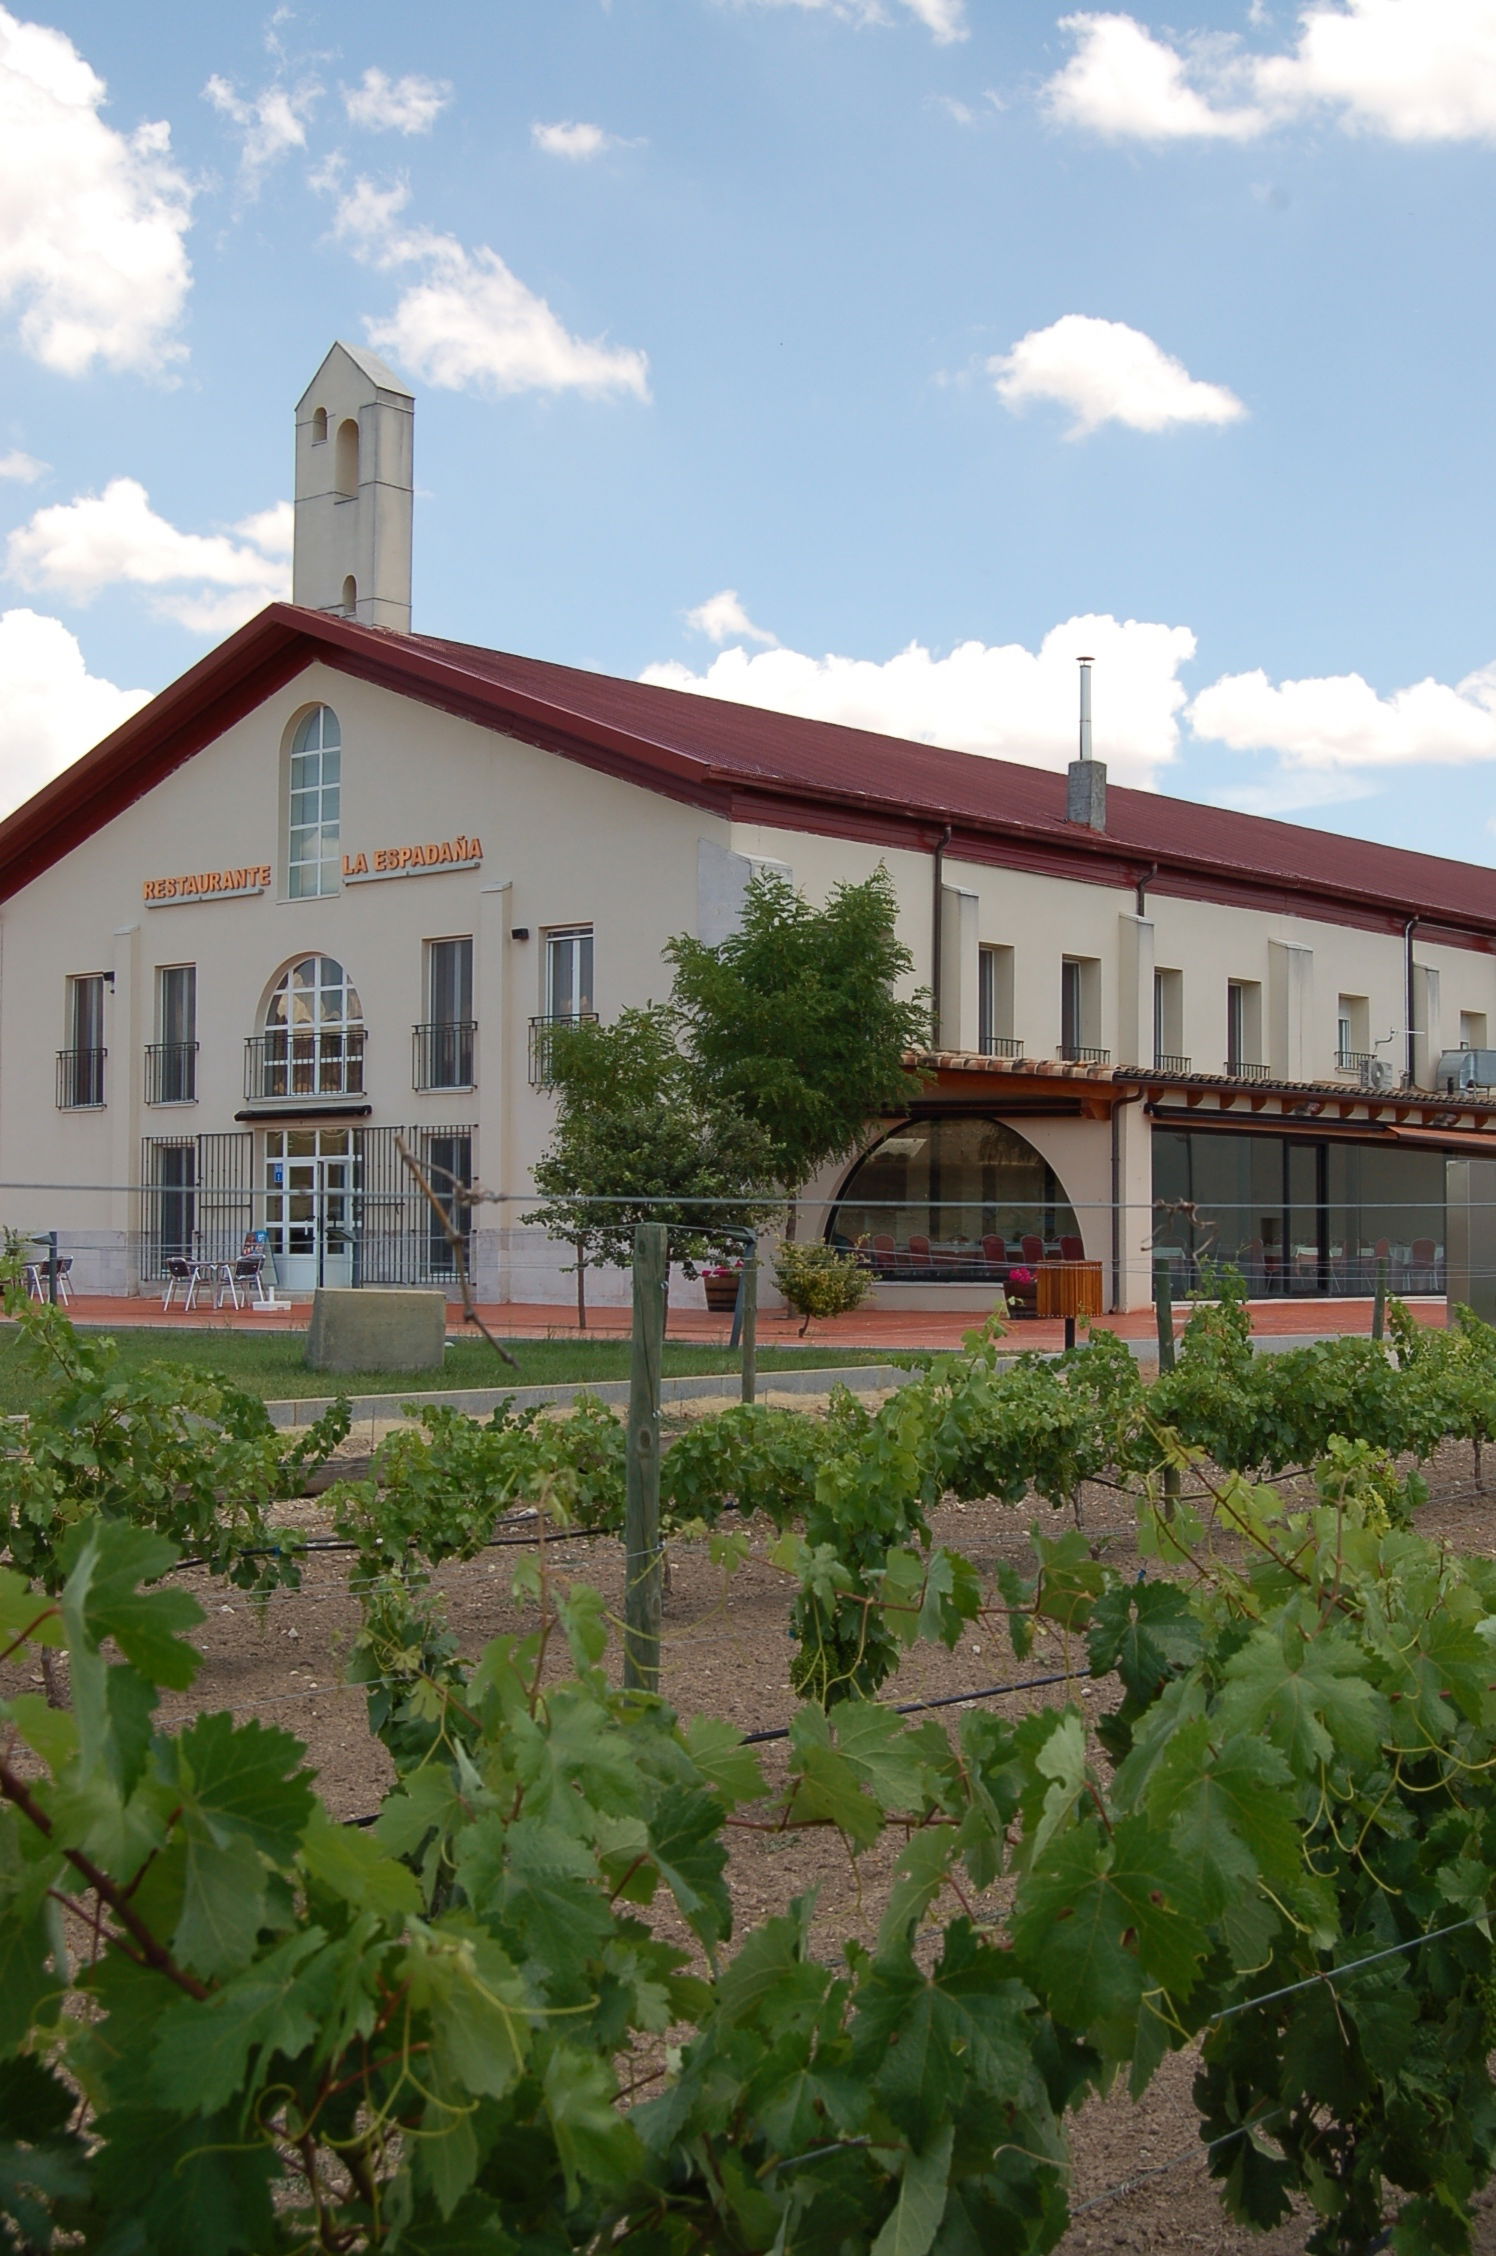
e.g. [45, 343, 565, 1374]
[264, 1128, 355, 1289]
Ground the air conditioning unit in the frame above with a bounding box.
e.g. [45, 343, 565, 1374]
[1359, 1058, 1397, 1093]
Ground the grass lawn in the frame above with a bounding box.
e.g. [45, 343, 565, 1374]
[0, 1324, 928, 1410]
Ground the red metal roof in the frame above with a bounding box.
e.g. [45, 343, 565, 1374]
[2, 602, 1493, 940]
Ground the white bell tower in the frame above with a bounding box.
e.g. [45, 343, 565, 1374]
[293, 341, 414, 632]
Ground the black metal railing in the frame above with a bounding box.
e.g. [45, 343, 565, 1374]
[979, 1034, 1023, 1058]
[56, 1048, 106, 1109]
[1059, 1043, 1110, 1065]
[412, 1020, 476, 1091]
[244, 1027, 366, 1101]
[529, 1012, 598, 1087]
[1226, 1059, 1271, 1081]
[145, 1041, 198, 1105]
[1335, 1049, 1377, 1075]
[1152, 1053, 1191, 1075]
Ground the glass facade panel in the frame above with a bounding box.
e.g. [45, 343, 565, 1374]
[828, 1114, 1080, 1281]
[1152, 1125, 1445, 1296]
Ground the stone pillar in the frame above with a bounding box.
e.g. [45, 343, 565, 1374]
[1412, 964, 1442, 1087]
[938, 886, 979, 1050]
[1116, 913, 1154, 1068]
[1267, 941, 1313, 1082]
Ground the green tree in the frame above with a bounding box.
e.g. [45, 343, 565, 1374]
[665, 867, 931, 1227]
[524, 1004, 778, 1318]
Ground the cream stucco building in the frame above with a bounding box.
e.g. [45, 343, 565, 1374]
[2, 342, 1495, 1312]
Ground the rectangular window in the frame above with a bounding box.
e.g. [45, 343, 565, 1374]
[287, 734, 340, 898]
[977, 945, 1016, 1056]
[149, 965, 198, 1104]
[59, 974, 106, 1108]
[1226, 979, 1263, 1075]
[417, 938, 475, 1089]
[546, 927, 594, 1019]
[1154, 969, 1185, 1069]
[1461, 1011, 1488, 1051]
[155, 1142, 196, 1263]
[1060, 957, 1105, 1062]
[1336, 993, 1370, 1071]
[424, 1132, 473, 1277]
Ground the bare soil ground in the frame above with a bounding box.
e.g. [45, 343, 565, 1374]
[11, 1407, 1496, 2251]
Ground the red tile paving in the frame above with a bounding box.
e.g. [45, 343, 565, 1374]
[19, 1291, 1446, 1358]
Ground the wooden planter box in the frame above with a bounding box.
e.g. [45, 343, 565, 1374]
[1035, 1261, 1104, 1321]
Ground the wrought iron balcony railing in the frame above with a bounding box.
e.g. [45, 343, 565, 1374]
[1335, 1049, 1377, 1075]
[978, 1034, 1023, 1058]
[145, 1041, 198, 1105]
[244, 1026, 366, 1101]
[1152, 1053, 1192, 1075]
[1059, 1043, 1110, 1065]
[412, 1020, 476, 1091]
[56, 1048, 106, 1110]
[529, 1011, 598, 1087]
[1226, 1059, 1271, 1081]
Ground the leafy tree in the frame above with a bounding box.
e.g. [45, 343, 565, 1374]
[524, 1004, 778, 1316]
[665, 867, 932, 1224]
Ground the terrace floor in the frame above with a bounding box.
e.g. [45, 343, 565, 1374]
[24, 1291, 1446, 1356]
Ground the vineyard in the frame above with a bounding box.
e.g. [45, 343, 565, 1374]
[6, 1279, 1496, 2252]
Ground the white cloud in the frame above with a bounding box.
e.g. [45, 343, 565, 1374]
[4, 478, 291, 635]
[533, 120, 619, 159]
[203, 70, 320, 191]
[1045, 13, 1267, 138]
[0, 609, 151, 813]
[344, 67, 451, 135]
[1047, 3, 1496, 144]
[331, 177, 650, 400]
[989, 314, 1246, 437]
[0, 5, 191, 376]
[643, 612, 1197, 788]
[686, 588, 779, 646]
[718, 0, 968, 42]
[0, 449, 45, 482]
[1189, 661, 1496, 773]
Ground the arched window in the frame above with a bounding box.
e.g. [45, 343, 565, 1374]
[311, 406, 328, 444]
[335, 417, 359, 497]
[828, 1114, 1080, 1282]
[341, 574, 357, 615]
[259, 956, 364, 1098]
[285, 705, 340, 899]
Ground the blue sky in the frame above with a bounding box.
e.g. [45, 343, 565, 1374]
[3, 0, 1496, 861]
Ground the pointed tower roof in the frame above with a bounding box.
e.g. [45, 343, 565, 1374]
[296, 339, 413, 408]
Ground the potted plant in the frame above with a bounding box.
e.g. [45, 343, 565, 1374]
[1005, 1264, 1036, 1315]
[702, 1263, 743, 1313]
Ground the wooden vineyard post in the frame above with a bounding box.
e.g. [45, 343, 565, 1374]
[739, 1254, 758, 1405]
[623, 1221, 666, 1692]
[1154, 1255, 1176, 1373]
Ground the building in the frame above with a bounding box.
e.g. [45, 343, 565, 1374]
[1, 341, 1494, 1310]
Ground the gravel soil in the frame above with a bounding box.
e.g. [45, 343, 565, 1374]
[11, 1408, 1496, 2251]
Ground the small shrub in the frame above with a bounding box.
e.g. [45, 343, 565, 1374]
[773, 1238, 872, 1336]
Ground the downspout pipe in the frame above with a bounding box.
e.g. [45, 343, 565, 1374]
[1403, 917, 1417, 1087]
[931, 824, 953, 1047]
[1134, 863, 1158, 919]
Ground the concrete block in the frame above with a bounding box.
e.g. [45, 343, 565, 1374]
[306, 1288, 446, 1374]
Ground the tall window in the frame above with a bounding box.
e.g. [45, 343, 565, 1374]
[425, 1132, 473, 1276]
[1226, 979, 1262, 1074]
[1060, 957, 1104, 1062]
[1154, 968, 1184, 1069]
[978, 945, 1015, 1056]
[58, 974, 106, 1108]
[253, 956, 364, 1099]
[546, 927, 594, 1019]
[417, 937, 474, 1089]
[150, 965, 197, 1104]
[154, 1142, 196, 1263]
[1336, 993, 1370, 1070]
[286, 706, 341, 900]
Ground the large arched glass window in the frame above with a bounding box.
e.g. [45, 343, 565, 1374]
[256, 956, 364, 1098]
[828, 1114, 1081, 1281]
[286, 706, 341, 899]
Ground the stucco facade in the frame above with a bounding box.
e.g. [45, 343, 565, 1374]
[3, 347, 1495, 1313]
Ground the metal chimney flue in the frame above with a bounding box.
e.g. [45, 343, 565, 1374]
[1066, 654, 1107, 830]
